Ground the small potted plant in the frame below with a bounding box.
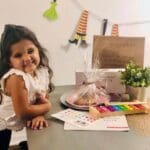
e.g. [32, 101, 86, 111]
[120, 61, 150, 101]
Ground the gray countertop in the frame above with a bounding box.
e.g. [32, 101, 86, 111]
[27, 85, 150, 150]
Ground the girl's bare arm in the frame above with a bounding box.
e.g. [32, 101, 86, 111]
[5, 74, 51, 119]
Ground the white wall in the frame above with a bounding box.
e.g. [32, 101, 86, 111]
[0, 0, 150, 86]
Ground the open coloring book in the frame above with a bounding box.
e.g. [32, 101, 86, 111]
[51, 109, 129, 131]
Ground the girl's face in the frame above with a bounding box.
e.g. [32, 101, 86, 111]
[9, 39, 40, 76]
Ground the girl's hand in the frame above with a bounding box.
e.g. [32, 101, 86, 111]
[26, 116, 48, 130]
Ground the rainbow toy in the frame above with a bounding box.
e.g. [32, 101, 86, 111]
[89, 102, 150, 119]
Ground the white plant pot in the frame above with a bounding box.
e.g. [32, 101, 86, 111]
[126, 86, 147, 102]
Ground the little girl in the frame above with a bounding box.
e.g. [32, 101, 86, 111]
[0, 24, 54, 149]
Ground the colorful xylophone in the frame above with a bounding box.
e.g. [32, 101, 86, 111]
[89, 102, 150, 119]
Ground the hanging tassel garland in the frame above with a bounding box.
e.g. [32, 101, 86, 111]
[43, 0, 58, 21]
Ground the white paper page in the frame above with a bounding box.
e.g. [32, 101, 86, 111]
[64, 115, 129, 131]
[51, 109, 97, 128]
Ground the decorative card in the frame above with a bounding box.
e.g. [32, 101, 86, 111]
[92, 36, 145, 68]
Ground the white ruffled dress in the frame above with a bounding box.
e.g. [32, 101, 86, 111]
[0, 67, 49, 131]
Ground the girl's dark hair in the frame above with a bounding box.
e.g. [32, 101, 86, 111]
[0, 24, 54, 102]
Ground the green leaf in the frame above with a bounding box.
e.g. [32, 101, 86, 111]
[120, 61, 150, 87]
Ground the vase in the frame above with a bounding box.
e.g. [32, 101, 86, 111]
[126, 86, 146, 101]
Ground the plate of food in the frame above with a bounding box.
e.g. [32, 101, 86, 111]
[60, 86, 110, 111]
[60, 90, 89, 110]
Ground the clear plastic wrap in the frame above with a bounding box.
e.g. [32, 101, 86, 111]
[66, 82, 110, 107]
[66, 52, 110, 108]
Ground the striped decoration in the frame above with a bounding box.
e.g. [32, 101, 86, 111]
[111, 24, 119, 36]
[76, 10, 88, 35]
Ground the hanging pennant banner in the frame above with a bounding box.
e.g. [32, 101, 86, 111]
[43, 0, 58, 21]
[92, 36, 145, 68]
[69, 10, 89, 48]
